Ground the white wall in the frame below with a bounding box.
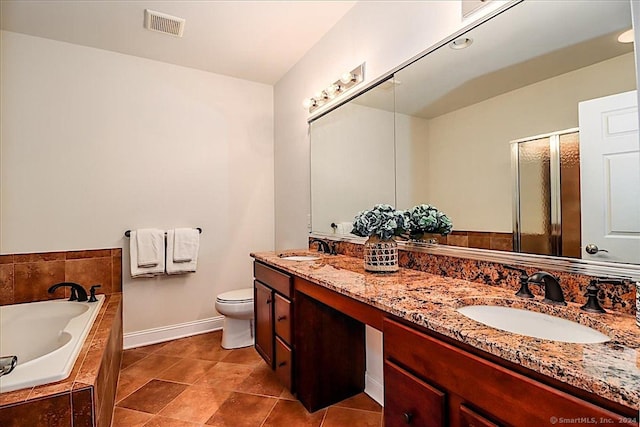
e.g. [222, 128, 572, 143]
[1, 31, 275, 334]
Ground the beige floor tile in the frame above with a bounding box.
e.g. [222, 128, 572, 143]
[158, 386, 231, 424]
[205, 392, 277, 427]
[156, 358, 217, 384]
[194, 362, 254, 391]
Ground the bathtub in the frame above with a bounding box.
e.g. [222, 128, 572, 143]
[0, 295, 104, 393]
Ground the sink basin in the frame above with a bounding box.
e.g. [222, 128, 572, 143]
[279, 255, 321, 261]
[456, 305, 610, 344]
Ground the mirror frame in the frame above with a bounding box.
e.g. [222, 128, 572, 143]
[308, 0, 640, 280]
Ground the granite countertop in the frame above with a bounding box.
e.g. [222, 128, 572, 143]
[251, 251, 640, 410]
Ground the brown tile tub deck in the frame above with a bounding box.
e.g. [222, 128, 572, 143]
[0, 293, 123, 427]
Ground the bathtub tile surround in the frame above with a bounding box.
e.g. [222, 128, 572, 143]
[273, 248, 639, 410]
[0, 248, 122, 306]
[112, 331, 383, 426]
[323, 239, 637, 316]
[0, 294, 123, 427]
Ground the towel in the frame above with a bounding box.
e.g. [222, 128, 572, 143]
[136, 228, 164, 267]
[173, 228, 200, 263]
[166, 229, 198, 274]
[130, 230, 165, 278]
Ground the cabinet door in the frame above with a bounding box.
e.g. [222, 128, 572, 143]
[254, 280, 274, 367]
[274, 293, 292, 345]
[384, 360, 446, 427]
[275, 336, 293, 391]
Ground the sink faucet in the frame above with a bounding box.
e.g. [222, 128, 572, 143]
[48, 282, 89, 302]
[309, 238, 336, 255]
[527, 272, 566, 306]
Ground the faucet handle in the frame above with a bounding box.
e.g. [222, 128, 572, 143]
[88, 285, 101, 303]
[504, 265, 534, 299]
[580, 280, 606, 313]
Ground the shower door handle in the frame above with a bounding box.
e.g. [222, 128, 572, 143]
[585, 244, 609, 254]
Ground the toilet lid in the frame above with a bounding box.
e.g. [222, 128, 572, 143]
[216, 288, 254, 303]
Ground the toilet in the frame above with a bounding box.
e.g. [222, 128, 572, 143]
[215, 288, 254, 349]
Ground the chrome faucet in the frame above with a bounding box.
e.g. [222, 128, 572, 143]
[0, 356, 17, 377]
[528, 272, 566, 306]
[47, 282, 89, 302]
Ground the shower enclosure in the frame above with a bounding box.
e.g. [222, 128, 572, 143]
[511, 129, 581, 258]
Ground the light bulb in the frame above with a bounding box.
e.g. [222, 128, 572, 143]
[302, 98, 317, 109]
[340, 72, 354, 84]
[325, 84, 338, 97]
[449, 37, 473, 50]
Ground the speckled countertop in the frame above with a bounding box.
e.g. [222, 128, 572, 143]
[251, 251, 640, 410]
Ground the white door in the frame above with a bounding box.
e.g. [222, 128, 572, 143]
[579, 90, 640, 264]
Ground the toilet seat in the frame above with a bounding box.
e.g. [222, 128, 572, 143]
[216, 288, 253, 304]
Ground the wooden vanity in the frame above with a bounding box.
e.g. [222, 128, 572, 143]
[252, 255, 639, 426]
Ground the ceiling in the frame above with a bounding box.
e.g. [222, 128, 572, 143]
[0, 0, 357, 85]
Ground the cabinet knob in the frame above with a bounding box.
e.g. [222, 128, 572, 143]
[277, 315, 287, 321]
[278, 361, 287, 367]
[266, 299, 272, 304]
[402, 412, 413, 424]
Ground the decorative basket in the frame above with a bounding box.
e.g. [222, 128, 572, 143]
[364, 236, 399, 272]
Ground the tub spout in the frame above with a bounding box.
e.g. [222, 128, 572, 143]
[0, 356, 17, 377]
[48, 282, 88, 302]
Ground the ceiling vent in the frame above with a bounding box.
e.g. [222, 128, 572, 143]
[144, 9, 185, 37]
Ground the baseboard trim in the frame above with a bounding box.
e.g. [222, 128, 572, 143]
[123, 316, 224, 349]
[365, 373, 384, 406]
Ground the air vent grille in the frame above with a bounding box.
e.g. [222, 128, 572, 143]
[144, 9, 185, 37]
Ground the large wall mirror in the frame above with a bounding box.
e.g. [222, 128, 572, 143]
[310, 0, 640, 271]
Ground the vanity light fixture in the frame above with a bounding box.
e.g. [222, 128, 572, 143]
[449, 37, 473, 50]
[303, 63, 365, 113]
[617, 29, 634, 44]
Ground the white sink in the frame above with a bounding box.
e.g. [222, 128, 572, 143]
[279, 255, 321, 261]
[456, 305, 610, 344]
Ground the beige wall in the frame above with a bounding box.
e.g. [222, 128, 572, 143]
[1, 31, 275, 334]
[410, 52, 636, 232]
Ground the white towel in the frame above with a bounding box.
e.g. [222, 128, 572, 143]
[130, 230, 165, 278]
[136, 228, 164, 267]
[166, 229, 198, 274]
[173, 228, 200, 263]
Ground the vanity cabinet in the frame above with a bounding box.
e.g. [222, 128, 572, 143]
[253, 262, 293, 390]
[383, 318, 635, 427]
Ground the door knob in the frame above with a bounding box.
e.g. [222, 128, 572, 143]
[585, 244, 609, 254]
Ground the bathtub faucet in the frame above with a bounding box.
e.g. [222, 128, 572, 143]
[0, 356, 17, 377]
[47, 282, 89, 302]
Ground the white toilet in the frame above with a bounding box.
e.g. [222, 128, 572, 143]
[215, 288, 255, 349]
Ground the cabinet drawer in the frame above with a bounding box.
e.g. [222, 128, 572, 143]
[275, 336, 293, 391]
[384, 318, 629, 426]
[254, 262, 292, 298]
[459, 404, 500, 427]
[274, 293, 292, 345]
[384, 360, 446, 427]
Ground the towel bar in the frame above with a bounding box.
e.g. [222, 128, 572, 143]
[124, 228, 202, 238]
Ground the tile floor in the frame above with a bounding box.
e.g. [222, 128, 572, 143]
[112, 331, 383, 427]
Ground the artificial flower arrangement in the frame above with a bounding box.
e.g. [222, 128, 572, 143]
[351, 204, 409, 241]
[405, 204, 453, 238]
